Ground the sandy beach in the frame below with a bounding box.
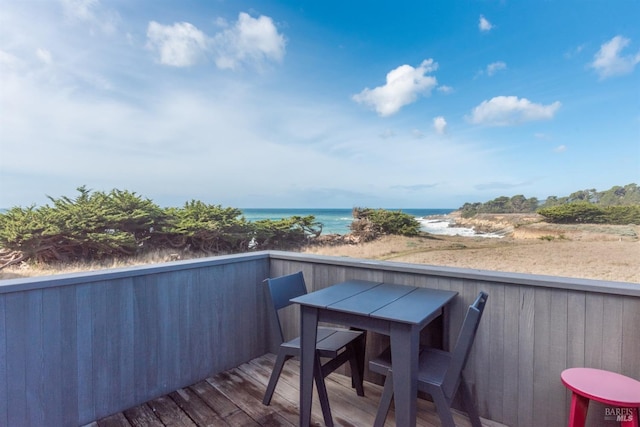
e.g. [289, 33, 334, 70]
[304, 217, 640, 284]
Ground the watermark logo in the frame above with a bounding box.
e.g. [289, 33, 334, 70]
[604, 407, 634, 422]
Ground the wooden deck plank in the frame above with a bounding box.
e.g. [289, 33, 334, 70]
[96, 353, 508, 427]
[246, 354, 374, 426]
[189, 380, 244, 421]
[169, 388, 227, 426]
[147, 395, 197, 427]
[122, 404, 164, 427]
[96, 412, 132, 427]
[206, 368, 298, 426]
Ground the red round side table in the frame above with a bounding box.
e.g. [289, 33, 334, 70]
[561, 368, 640, 427]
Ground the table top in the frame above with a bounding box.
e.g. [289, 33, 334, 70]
[561, 368, 640, 406]
[291, 280, 458, 325]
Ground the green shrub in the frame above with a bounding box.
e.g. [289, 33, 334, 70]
[155, 201, 252, 252]
[537, 202, 640, 224]
[0, 186, 165, 262]
[0, 187, 323, 265]
[252, 215, 321, 250]
[350, 208, 420, 239]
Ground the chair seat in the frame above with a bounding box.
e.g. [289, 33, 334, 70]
[282, 327, 363, 356]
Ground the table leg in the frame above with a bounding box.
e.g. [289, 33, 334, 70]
[620, 407, 639, 427]
[567, 392, 589, 427]
[390, 322, 419, 427]
[441, 306, 450, 351]
[300, 305, 318, 427]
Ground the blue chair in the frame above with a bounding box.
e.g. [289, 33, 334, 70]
[369, 291, 488, 427]
[262, 271, 365, 427]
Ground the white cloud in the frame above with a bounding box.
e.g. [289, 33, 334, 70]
[554, 145, 567, 152]
[433, 116, 447, 134]
[437, 85, 454, 94]
[146, 13, 286, 70]
[590, 35, 640, 79]
[479, 15, 493, 32]
[486, 61, 506, 76]
[352, 59, 438, 117]
[211, 12, 286, 70]
[146, 21, 208, 67]
[468, 96, 561, 126]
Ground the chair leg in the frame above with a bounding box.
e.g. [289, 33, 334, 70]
[262, 351, 290, 405]
[432, 388, 457, 427]
[314, 354, 334, 427]
[347, 344, 365, 396]
[567, 392, 589, 427]
[459, 375, 482, 427]
[374, 371, 394, 427]
[351, 329, 367, 391]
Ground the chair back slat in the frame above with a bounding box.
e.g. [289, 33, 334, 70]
[442, 291, 488, 399]
[265, 272, 308, 343]
[266, 271, 308, 310]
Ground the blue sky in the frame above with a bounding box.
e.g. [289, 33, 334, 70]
[1, 0, 639, 209]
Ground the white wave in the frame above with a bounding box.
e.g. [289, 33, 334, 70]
[417, 217, 503, 238]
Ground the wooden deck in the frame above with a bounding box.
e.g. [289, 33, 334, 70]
[86, 353, 506, 427]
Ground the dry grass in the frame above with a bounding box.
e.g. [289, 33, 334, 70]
[304, 233, 640, 283]
[0, 249, 210, 280]
[3, 221, 639, 283]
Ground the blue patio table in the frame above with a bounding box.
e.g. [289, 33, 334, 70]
[291, 280, 457, 427]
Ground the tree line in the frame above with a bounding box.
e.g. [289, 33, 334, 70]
[0, 187, 420, 267]
[459, 183, 640, 224]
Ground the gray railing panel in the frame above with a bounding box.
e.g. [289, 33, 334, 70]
[268, 251, 640, 427]
[0, 254, 271, 426]
[0, 250, 637, 427]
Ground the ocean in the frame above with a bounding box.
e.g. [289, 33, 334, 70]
[239, 208, 499, 237]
